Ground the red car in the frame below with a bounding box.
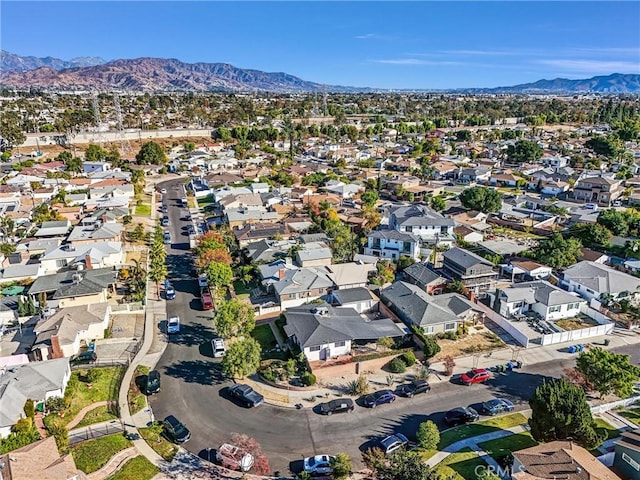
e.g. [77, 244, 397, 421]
[460, 368, 491, 385]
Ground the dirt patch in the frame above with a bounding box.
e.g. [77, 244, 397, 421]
[556, 317, 598, 331]
[434, 331, 505, 360]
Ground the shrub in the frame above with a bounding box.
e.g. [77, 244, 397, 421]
[259, 367, 278, 382]
[401, 351, 416, 367]
[443, 355, 456, 376]
[301, 372, 317, 386]
[345, 374, 369, 396]
[415, 366, 431, 380]
[46, 396, 66, 413]
[377, 336, 395, 351]
[389, 357, 407, 374]
[423, 335, 441, 359]
[416, 420, 440, 449]
[47, 419, 69, 453]
[87, 368, 102, 383]
[444, 330, 458, 340]
[23, 399, 35, 419]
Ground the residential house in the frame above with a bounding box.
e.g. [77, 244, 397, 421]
[579, 247, 609, 264]
[15, 238, 62, 258]
[562, 261, 640, 303]
[380, 281, 479, 334]
[225, 207, 279, 229]
[457, 166, 491, 184]
[0, 435, 87, 480]
[503, 260, 553, 281]
[324, 180, 364, 199]
[364, 229, 421, 261]
[0, 263, 43, 284]
[324, 262, 376, 289]
[34, 220, 72, 238]
[31, 302, 110, 360]
[283, 304, 402, 362]
[219, 193, 264, 210]
[454, 225, 484, 243]
[245, 239, 296, 264]
[40, 241, 123, 274]
[402, 262, 447, 294]
[83, 161, 111, 173]
[573, 176, 624, 206]
[272, 267, 334, 309]
[491, 281, 585, 321]
[541, 155, 568, 168]
[429, 161, 458, 179]
[0, 358, 70, 438]
[613, 428, 640, 480]
[512, 441, 622, 480]
[66, 222, 123, 246]
[489, 172, 519, 187]
[331, 287, 376, 313]
[388, 204, 455, 247]
[28, 268, 116, 309]
[295, 242, 333, 267]
[442, 247, 498, 294]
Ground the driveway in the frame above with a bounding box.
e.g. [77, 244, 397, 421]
[149, 179, 640, 476]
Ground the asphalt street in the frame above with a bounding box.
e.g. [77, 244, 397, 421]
[149, 178, 640, 476]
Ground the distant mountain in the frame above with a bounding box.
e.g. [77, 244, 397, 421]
[0, 50, 106, 73]
[480, 74, 640, 94]
[0, 54, 364, 93]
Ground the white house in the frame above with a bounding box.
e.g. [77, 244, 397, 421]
[283, 304, 402, 362]
[40, 241, 124, 274]
[388, 204, 455, 247]
[332, 287, 376, 313]
[492, 281, 585, 321]
[562, 261, 640, 303]
[32, 303, 110, 360]
[83, 161, 112, 173]
[364, 229, 421, 260]
[0, 358, 70, 438]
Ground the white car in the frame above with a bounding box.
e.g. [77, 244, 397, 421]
[167, 316, 180, 334]
[303, 454, 334, 475]
[211, 337, 226, 358]
[160, 188, 167, 194]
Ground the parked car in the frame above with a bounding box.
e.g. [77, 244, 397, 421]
[164, 231, 171, 244]
[363, 390, 396, 408]
[211, 337, 226, 358]
[161, 205, 168, 213]
[163, 415, 191, 444]
[303, 454, 334, 476]
[187, 224, 195, 235]
[379, 433, 409, 455]
[318, 398, 354, 415]
[145, 370, 161, 395]
[396, 379, 430, 398]
[201, 292, 214, 310]
[482, 398, 514, 416]
[167, 316, 180, 334]
[460, 368, 491, 386]
[198, 274, 209, 289]
[70, 350, 97, 365]
[444, 407, 479, 426]
[228, 384, 264, 407]
[161, 216, 169, 226]
[164, 280, 176, 300]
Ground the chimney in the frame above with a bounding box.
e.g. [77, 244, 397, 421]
[101, 214, 108, 224]
[84, 254, 93, 270]
[50, 334, 64, 359]
[278, 268, 286, 280]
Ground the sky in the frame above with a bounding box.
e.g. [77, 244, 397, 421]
[1, 1, 639, 89]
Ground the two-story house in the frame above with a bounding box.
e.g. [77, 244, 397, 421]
[442, 247, 498, 294]
[573, 176, 624, 206]
[364, 230, 421, 260]
[388, 205, 455, 248]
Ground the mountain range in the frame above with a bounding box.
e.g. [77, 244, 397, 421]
[1, 51, 638, 94]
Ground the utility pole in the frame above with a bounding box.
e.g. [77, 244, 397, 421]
[113, 93, 132, 154]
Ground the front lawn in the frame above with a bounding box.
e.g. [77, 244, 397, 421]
[252, 324, 287, 360]
[107, 455, 159, 480]
[439, 413, 528, 449]
[73, 405, 118, 429]
[139, 426, 178, 461]
[478, 432, 538, 461]
[128, 365, 150, 415]
[618, 407, 640, 426]
[594, 417, 621, 440]
[51, 367, 124, 427]
[197, 195, 215, 208]
[70, 433, 131, 474]
[435, 448, 487, 480]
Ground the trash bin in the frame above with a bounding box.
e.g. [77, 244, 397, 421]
[568, 345, 576, 354]
[604, 339, 611, 346]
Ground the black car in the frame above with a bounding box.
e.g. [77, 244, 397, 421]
[396, 379, 431, 398]
[318, 398, 355, 415]
[228, 384, 264, 407]
[444, 407, 479, 426]
[145, 370, 161, 395]
[70, 350, 97, 365]
[163, 415, 191, 444]
[363, 390, 396, 408]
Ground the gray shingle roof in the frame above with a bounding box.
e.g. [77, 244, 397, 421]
[563, 261, 640, 294]
[28, 268, 116, 296]
[272, 267, 334, 295]
[390, 205, 454, 228]
[333, 287, 374, 305]
[283, 304, 400, 348]
[500, 280, 582, 307]
[367, 229, 420, 242]
[443, 247, 494, 269]
[33, 303, 108, 348]
[403, 263, 445, 286]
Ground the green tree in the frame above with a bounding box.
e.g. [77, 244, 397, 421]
[586, 136, 619, 157]
[0, 111, 26, 150]
[597, 208, 631, 236]
[216, 126, 232, 142]
[136, 141, 167, 165]
[423, 335, 441, 360]
[47, 419, 69, 453]
[64, 156, 83, 173]
[459, 186, 502, 213]
[576, 347, 640, 399]
[329, 453, 352, 480]
[131, 168, 145, 185]
[509, 139, 543, 163]
[361, 190, 379, 208]
[430, 195, 446, 212]
[568, 223, 612, 247]
[375, 450, 434, 480]
[221, 338, 261, 378]
[183, 141, 196, 152]
[416, 420, 439, 450]
[529, 378, 603, 450]
[214, 299, 256, 339]
[0, 243, 16, 256]
[205, 261, 233, 289]
[84, 144, 107, 162]
[531, 233, 582, 269]
[23, 399, 35, 419]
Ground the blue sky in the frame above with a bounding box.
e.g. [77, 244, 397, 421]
[2, 1, 639, 89]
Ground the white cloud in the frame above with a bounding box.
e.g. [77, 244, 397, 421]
[372, 58, 463, 66]
[355, 33, 395, 40]
[537, 59, 640, 73]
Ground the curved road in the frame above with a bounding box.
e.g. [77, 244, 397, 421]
[149, 178, 640, 476]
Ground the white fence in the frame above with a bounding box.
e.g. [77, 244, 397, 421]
[591, 395, 640, 415]
[254, 303, 281, 317]
[474, 302, 530, 347]
[540, 323, 614, 346]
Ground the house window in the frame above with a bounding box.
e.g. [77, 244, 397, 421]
[406, 226, 413, 233]
[403, 242, 412, 253]
[444, 322, 456, 331]
[424, 326, 434, 334]
[513, 301, 524, 308]
[568, 303, 579, 310]
[549, 306, 562, 313]
[373, 238, 381, 249]
[441, 226, 448, 234]
[309, 346, 321, 352]
[586, 289, 594, 294]
[56, 259, 68, 267]
[622, 452, 640, 471]
[334, 341, 346, 347]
